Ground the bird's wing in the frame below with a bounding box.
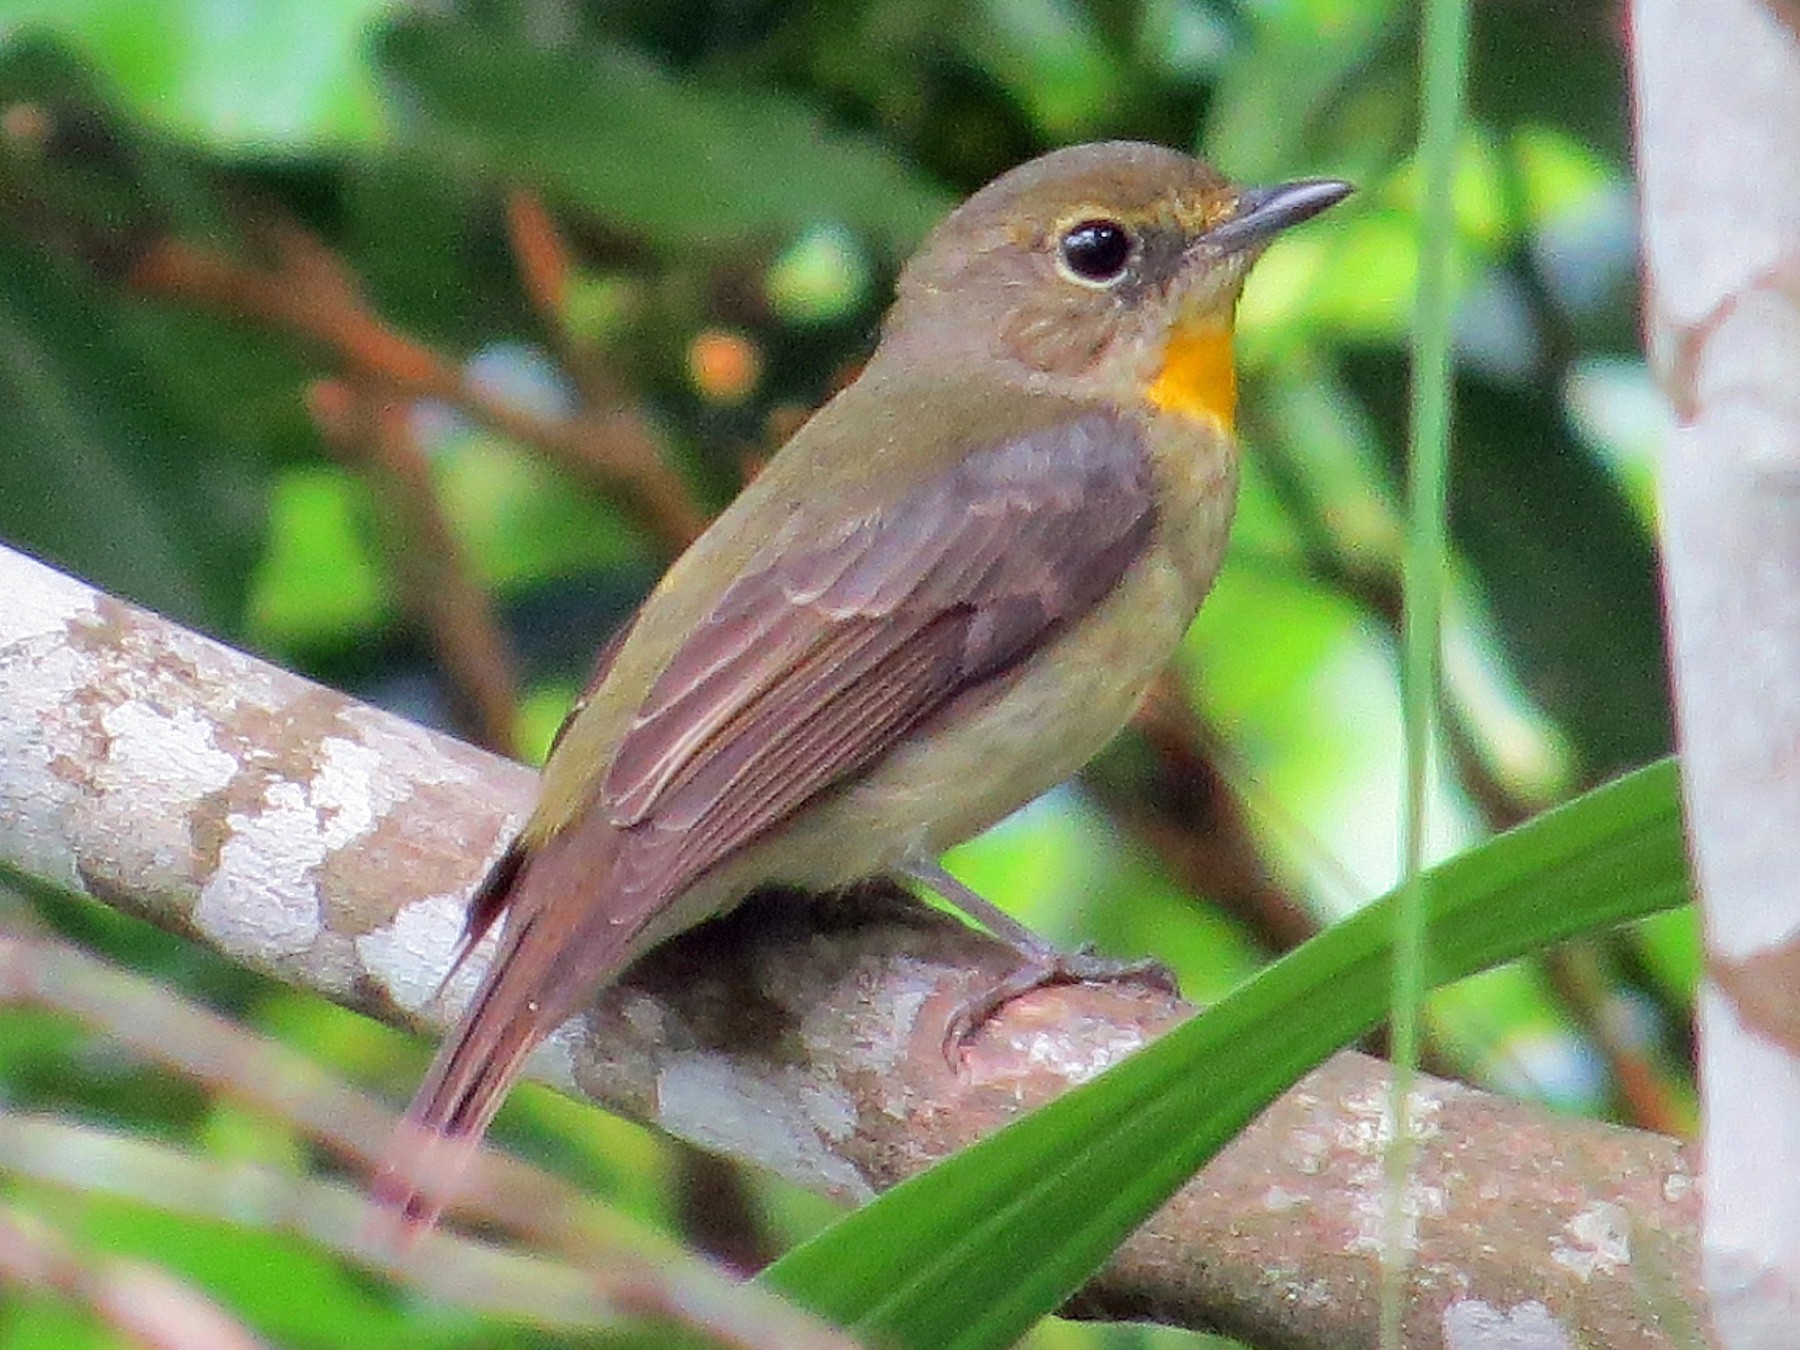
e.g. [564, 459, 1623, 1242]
[598, 407, 1157, 901]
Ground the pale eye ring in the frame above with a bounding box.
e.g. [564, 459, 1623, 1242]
[1057, 218, 1134, 286]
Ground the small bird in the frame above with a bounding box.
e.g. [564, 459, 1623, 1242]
[374, 141, 1350, 1231]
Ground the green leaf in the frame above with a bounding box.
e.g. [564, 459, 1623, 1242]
[246, 466, 390, 651]
[4, 0, 392, 151]
[1203, 0, 1411, 182]
[763, 759, 1687, 1349]
[0, 39, 312, 634]
[375, 16, 953, 255]
[1469, 1, 1630, 160]
[0, 37, 233, 243]
[0, 236, 260, 632]
[956, 0, 1127, 140]
[1344, 353, 1672, 780]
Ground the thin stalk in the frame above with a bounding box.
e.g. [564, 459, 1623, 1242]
[1387, 0, 1472, 1343]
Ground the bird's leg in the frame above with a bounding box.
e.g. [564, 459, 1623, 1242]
[898, 860, 1180, 1061]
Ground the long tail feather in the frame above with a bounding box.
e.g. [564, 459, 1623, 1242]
[370, 819, 637, 1238]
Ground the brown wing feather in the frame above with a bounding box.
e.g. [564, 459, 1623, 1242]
[546, 605, 644, 757]
[439, 607, 645, 988]
[601, 410, 1156, 903]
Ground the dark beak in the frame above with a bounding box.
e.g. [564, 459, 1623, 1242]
[1199, 178, 1354, 254]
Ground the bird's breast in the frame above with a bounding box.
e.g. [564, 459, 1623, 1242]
[1142, 402, 1240, 602]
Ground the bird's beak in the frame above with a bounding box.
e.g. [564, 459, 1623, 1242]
[1196, 178, 1354, 256]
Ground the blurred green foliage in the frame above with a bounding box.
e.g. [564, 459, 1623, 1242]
[0, 0, 1688, 1345]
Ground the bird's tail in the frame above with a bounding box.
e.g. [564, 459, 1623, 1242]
[369, 819, 631, 1239]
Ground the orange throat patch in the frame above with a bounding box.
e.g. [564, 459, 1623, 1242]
[1146, 321, 1237, 430]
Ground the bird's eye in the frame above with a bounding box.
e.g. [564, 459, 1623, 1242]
[1058, 219, 1134, 285]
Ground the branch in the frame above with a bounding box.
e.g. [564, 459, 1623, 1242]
[0, 1114, 843, 1350]
[307, 378, 521, 755]
[0, 542, 1704, 1347]
[1634, 0, 1800, 1340]
[127, 232, 708, 554]
[0, 1202, 265, 1350]
[0, 927, 705, 1267]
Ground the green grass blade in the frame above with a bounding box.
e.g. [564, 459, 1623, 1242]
[1390, 0, 1473, 1331]
[1391, 0, 1473, 1326]
[763, 758, 1687, 1349]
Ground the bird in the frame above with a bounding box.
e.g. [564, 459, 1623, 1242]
[371, 140, 1351, 1232]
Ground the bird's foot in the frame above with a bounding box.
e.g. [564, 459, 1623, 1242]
[895, 859, 1180, 1066]
[941, 944, 1180, 1065]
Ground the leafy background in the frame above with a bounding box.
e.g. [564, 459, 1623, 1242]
[0, 0, 1687, 1346]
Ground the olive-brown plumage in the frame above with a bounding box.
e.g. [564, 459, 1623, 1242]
[373, 141, 1350, 1230]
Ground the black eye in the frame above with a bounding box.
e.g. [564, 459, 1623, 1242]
[1059, 219, 1133, 283]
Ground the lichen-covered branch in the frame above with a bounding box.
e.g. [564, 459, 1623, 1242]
[0, 542, 1703, 1347]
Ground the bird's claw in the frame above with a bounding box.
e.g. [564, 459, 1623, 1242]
[941, 946, 1180, 1066]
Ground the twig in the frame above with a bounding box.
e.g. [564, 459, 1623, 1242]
[128, 233, 708, 553]
[0, 929, 649, 1261]
[0, 1203, 268, 1350]
[0, 1115, 851, 1350]
[307, 378, 521, 755]
[505, 188, 572, 330]
[0, 923, 828, 1344]
[1112, 669, 1322, 954]
[1543, 942, 1696, 1137]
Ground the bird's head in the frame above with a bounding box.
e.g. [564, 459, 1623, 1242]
[884, 141, 1352, 428]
